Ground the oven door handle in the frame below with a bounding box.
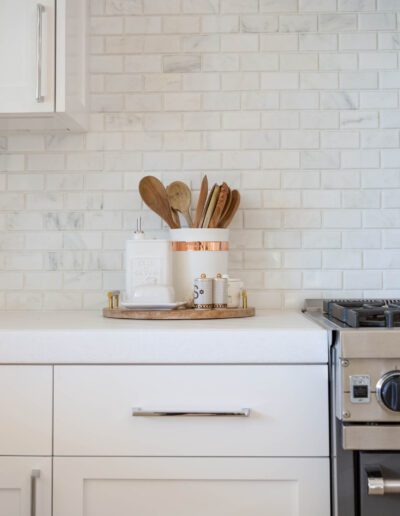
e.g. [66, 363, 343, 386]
[367, 467, 400, 496]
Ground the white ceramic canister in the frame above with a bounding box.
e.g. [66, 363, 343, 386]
[223, 276, 244, 308]
[125, 234, 173, 302]
[213, 273, 228, 309]
[193, 274, 213, 309]
[170, 228, 230, 303]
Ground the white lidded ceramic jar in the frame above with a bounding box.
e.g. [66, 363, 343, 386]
[170, 228, 230, 303]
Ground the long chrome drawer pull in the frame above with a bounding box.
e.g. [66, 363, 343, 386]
[367, 467, 400, 496]
[30, 470, 41, 516]
[36, 4, 45, 102]
[132, 408, 251, 417]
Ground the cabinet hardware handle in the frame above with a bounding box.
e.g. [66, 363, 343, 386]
[30, 470, 41, 516]
[36, 4, 45, 102]
[132, 408, 251, 417]
[367, 467, 400, 496]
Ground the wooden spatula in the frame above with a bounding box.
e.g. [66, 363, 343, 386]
[200, 183, 216, 228]
[218, 189, 240, 228]
[166, 181, 193, 227]
[209, 182, 230, 228]
[193, 175, 208, 228]
[139, 176, 179, 229]
[202, 184, 220, 228]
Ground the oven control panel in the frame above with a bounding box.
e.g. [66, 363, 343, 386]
[350, 375, 370, 403]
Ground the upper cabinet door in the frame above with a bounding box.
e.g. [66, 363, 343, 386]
[0, 0, 55, 113]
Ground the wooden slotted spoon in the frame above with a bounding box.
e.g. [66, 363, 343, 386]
[209, 182, 230, 228]
[139, 176, 179, 229]
[218, 189, 240, 228]
[166, 181, 193, 227]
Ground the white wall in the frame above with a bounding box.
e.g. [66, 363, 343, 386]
[1, 0, 400, 310]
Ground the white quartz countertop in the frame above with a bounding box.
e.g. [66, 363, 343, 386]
[0, 310, 328, 364]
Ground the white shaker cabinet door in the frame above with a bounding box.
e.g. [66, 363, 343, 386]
[53, 457, 330, 516]
[0, 458, 51, 516]
[0, 0, 55, 113]
[0, 366, 53, 455]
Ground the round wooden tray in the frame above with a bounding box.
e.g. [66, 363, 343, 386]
[103, 307, 255, 320]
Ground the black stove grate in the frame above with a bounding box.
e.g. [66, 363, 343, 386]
[323, 299, 400, 328]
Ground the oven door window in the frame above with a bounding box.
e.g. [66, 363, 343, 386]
[360, 452, 400, 516]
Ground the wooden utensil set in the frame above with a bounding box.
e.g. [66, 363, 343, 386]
[139, 175, 240, 229]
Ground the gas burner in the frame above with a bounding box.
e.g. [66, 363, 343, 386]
[323, 299, 400, 328]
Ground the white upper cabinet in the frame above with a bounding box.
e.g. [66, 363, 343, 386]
[0, 0, 87, 131]
[0, 0, 55, 113]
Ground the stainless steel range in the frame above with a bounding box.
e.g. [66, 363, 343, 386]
[304, 299, 400, 516]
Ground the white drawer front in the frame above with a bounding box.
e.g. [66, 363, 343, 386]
[0, 366, 52, 455]
[53, 457, 330, 516]
[54, 365, 328, 457]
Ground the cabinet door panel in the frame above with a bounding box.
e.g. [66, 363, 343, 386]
[0, 458, 51, 516]
[0, 0, 55, 113]
[54, 365, 329, 457]
[0, 366, 52, 455]
[54, 457, 330, 516]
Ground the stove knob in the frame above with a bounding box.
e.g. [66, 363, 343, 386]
[377, 372, 400, 412]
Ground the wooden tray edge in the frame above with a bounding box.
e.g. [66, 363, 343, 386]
[103, 307, 256, 320]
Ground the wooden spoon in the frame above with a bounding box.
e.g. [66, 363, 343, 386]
[209, 182, 230, 228]
[171, 208, 181, 228]
[139, 176, 178, 229]
[202, 184, 220, 228]
[193, 175, 208, 228]
[218, 190, 240, 228]
[166, 181, 193, 227]
[220, 186, 232, 221]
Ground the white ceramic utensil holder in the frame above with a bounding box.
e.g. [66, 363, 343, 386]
[170, 228, 230, 303]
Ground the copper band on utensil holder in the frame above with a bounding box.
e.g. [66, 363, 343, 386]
[171, 241, 229, 252]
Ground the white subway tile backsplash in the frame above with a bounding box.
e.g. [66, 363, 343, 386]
[302, 230, 342, 249]
[340, 32, 377, 50]
[323, 209, 362, 228]
[359, 52, 398, 70]
[222, 0, 258, 13]
[344, 271, 382, 289]
[201, 15, 239, 33]
[282, 170, 320, 189]
[261, 0, 298, 12]
[339, 0, 375, 10]
[265, 270, 302, 289]
[6, 213, 43, 231]
[323, 250, 362, 269]
[1, 0, 399, 309]
[240, 15, 278, 33]
[280, 53, 318, 71]
[359, 13, 396, 30]
[378, 32, 400, 50]
[300, 34, 337, 51]
[183, 0, 219, 14]
[341, 150, 380, 169]
[265, 230, 302, 249]
[284, 210, 321, 228]
[301, 111, 339, 129]
[361, 130, 399, 148]
[125, 16, 162, 33]
[342, 230, 381, 249]
[303, 270, 343, 289]
[279, 15, 318, 33]
[319, 15, 357, 33]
